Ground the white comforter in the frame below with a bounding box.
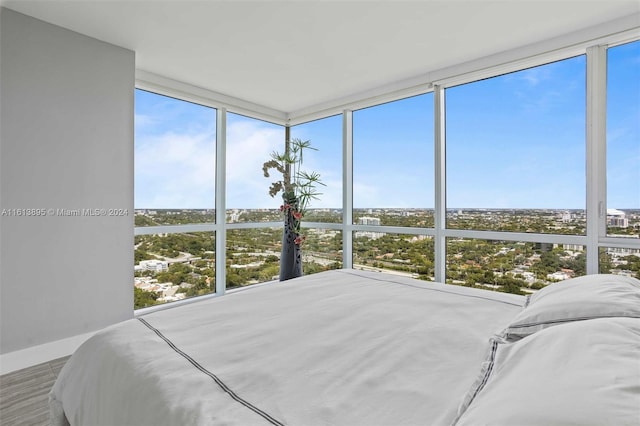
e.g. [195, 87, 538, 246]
[49, 269, 524, 426]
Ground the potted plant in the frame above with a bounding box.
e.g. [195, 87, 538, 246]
[263, 138, 324, 281]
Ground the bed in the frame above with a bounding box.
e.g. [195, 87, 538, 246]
[48, 269, 640, 426]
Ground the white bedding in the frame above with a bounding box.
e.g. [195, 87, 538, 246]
[454, 317, 640, 426]
[49, 269, 525, 426]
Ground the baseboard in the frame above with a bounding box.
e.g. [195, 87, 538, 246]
[0, 331, 95, 375]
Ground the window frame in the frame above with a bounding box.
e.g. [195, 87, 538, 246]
[134, 31, 640, 312]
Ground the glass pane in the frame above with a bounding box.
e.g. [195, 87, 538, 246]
[226, 228, 281, 288]
[134, 89, 216, 219]
[291, 115, 343, 223]
[134, 232, 215, 309]
[446, 56, 586, 234]
[300, 228, 343, 272]
[353, 94, 435, 227]
[607, 40, 640, 238]
[226, 227, 341, 288]
[226, 113, 285, 223]
[599, 246, 640, 278]
[353, 232, 434, 281]
[446, 238, 586, 295]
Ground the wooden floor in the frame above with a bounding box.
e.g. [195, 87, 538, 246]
[0, 356, 70, 426]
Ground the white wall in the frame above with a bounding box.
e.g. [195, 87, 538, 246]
[0, 9, 134, 358]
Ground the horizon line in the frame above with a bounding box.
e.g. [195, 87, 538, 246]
[134, 207, 639, 211]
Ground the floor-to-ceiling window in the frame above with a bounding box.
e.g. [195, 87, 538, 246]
[446, 56, 587, 234]
[290, 115, 344, 272]
[352, 94, 435, 280]
[601, 39, 640, 276]
[134, 35, 640, 310]
[224, 113, 343, 288]
[444, 56, 588, 292]
[225, 113, 285, 287]
[134, 89, 217, 308]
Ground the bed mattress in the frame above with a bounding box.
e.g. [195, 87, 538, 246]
[49, 269, 525, 426]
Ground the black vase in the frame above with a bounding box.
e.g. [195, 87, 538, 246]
[279, 209, 303, 281]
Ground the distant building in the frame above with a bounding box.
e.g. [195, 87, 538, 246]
[135, 259, 169, 273]
[607, 245, 640, 256]
[359, 216, 381, 226]
[355, 216, 384, 240]
[228, 210, 241, 222]
[547, 271, 572, 281]
[355, 231, 385, 240]
[607, 209, 628, 228]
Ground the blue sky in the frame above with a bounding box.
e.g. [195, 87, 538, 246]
[607, 40, 640, 209]
[446, 56, 587, 209]
[135, 40, 639, 210]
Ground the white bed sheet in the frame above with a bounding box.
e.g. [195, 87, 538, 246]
[50, 269, 524, 426]
[454, 317, 640, 426]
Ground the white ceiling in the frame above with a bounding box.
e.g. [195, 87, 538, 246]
[2, 0, 639, 116]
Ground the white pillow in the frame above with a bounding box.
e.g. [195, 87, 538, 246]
[502, 274, 640, 341]
[454, 317, 640, 426]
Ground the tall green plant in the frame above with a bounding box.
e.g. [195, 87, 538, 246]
[263, 138, 324, 239]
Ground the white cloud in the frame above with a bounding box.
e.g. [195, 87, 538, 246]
[353, 180, 382, 208]
[134, 113, 157, 130]
[310, 175, 342, 209]
[135, 130, 216, 209]
[517, 66, 552, 87]
[136, 117, 345, 210]
[226, 119, 284, 208]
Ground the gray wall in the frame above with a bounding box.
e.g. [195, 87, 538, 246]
[0, 9, 134, 354]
